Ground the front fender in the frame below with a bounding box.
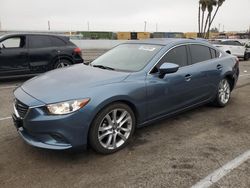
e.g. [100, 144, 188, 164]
[84, 80, 147, 127]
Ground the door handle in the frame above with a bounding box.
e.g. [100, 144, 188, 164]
[185, 74, 192, 82]
[217, 64, 223, 70]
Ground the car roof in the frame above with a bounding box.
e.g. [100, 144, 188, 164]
[0, 33, 69, 40]
[123, 38, 210, 46]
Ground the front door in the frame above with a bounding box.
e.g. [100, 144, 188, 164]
[0, 36, 29, 77]
[146, 45, 195, 120]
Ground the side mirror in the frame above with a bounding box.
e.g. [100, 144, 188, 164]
[159, 63, 179, 78]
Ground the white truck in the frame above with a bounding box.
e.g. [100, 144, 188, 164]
[211, 39, 248, 60]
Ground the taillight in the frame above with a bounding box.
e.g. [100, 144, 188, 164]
[74, 47, 82, 55]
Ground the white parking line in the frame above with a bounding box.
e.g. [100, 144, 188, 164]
[191, 150, 250, 188]
[239, 74, 250, 77]
[0, 116, 12, 121]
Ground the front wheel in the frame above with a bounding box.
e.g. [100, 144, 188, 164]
[89, 103, 135, 154]
[213, 78, 231, 107]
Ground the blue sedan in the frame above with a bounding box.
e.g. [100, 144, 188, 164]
[12, 39, 239, 154]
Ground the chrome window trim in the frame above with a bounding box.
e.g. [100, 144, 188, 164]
[148, 42, 221, 75]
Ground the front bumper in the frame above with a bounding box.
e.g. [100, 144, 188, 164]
[12, 87, 90, 150]
[12, 113, 72, 150]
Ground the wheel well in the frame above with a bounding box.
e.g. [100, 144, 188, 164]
[51, 56, 74, 69]
[116, 100, 139, 123]
[92, 100, 139, 126]
[226, 50, 231, 54]
[53, 56, 74, 67]
[87, 100, 139, 146]
[225, 75, 235, 91]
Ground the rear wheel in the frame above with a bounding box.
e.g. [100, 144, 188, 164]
[244, 53, 249, 61]
[213, 78, 231, 107]
[89, 103, 135, 154]
[54, 59, 72, 69]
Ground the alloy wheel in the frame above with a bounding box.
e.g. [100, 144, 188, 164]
[98, 109, 133, 150]
[218, 79, 230, 105]
[56, 62, 70, 68]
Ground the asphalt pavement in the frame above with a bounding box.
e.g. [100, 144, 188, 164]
[0, 60, 250, 188]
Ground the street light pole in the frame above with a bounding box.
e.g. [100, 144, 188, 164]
[48, 20, 51, 31]
[144, 21, 147, 32]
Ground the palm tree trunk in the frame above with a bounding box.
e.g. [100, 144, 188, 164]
[203, 13, 210, 38]
[201, 12, 205, 38]
[210, 6, 220, 28]
[206, 14, 212, 39]
[198, 5, 201, 36]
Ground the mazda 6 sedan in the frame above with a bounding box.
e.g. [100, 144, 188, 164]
[12, 39, 239, 154]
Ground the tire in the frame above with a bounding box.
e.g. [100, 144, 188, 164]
[244, 53, 249, 61]
[89, 103, 135, 154]
[54, 59, 72, 69]
[213, 78, 231, 107]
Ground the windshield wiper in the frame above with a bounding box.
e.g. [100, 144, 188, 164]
[92, 65, 115, 70]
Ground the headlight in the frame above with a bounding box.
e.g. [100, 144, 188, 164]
[47, 98, 90, 115]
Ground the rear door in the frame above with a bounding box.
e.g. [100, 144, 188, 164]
[28, 35, 58, 73]
[0, 35, 29, 77]
[188, 44, 221, 100]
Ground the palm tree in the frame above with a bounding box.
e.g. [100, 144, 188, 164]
[198, 2, 201, 36]
[198, 0, 226, 38]
[207, 0, 226, 34]
[203, 0, 217, 38]
[199, 0, 208, 36]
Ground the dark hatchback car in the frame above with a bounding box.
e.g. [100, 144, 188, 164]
[12, 39, 239, 154]
[0, 33, 83, 78]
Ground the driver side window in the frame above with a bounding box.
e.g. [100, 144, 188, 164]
[0, 36, 26, 49]
[151, 45, 188, 73]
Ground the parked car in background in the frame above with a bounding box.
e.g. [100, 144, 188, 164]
[12, 39, 239, 154]
[210, 39, 248, 60]
[0, 33, 83, 78]
[244, 41, 250, 60]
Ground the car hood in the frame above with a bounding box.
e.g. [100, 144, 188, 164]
[21, 64, 130, 104]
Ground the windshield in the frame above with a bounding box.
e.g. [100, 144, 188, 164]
[91, 44, 162, 72]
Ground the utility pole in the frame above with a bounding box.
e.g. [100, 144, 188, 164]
[87, 21, 90, 31]
[144, 21, 147, 32]
[48, 20, 51, 31]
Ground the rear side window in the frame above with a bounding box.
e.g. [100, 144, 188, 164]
[222, 41, 242, 46]
[157, 45, 188, 68]
[29, 36, 52, 48]
[50, 36, 66, 46]
[189, 44, 211, 64]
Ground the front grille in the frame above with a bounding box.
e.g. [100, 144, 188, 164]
[15, 100, 29, 118]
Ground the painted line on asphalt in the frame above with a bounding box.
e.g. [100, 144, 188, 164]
[0, 116, 12, 121]
[239, 74, 250, 77]
[191, 150, 250, 188]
